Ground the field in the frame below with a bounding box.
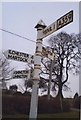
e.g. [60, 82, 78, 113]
[2, 92, 80, 120]
[2, 110, 80, 120]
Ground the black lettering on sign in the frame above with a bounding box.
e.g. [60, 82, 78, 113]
[43, 26, 52, 35]
[8, 54, 13, 59]
[68, 12, 73, 21]
[8, 49, 33, 63]
[57, 20, 61, 27]
[13, 70, 28, 75]
[9, 50, 15, 55]
[64, 16, 68, 23]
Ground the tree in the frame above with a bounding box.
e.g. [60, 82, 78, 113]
[24, 63, 34, 92]
[24, 62, 48, 94]
[41, 32, 81, 98]
[24, 76, 48, 95]
[41, 57, 57, 98]
[0, 52, 14, 89]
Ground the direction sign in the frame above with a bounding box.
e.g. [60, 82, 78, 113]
[13, 70, 29, 78]
[13, 69, 34, 79]
[5, 49, 34, 63]
[42, 47, 54, 60]
[41, 10, 73, 39]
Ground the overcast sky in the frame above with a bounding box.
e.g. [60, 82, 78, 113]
[1, 2, 80, 97]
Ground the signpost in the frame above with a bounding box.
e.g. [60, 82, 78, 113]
[5, 10, 73, 120]
[29, 10, 73, 119]
[5, 47, 54, 63]
[29, 20, 47, 119]
[40, 10, 73, 39]
[5, 49, 34, 63]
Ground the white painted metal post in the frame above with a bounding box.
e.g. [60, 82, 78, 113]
[29, 20, 46, 119]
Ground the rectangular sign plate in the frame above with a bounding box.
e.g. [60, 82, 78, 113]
[13, 70, 29, 78]
[41, 10, 73, 39]
[57, 10, 73, 30]
[5, 49, 34, 63]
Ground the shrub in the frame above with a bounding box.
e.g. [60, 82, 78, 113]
[2, 95, 70, 115]
[73, 97, 80, 109]
[38, 96, 70, 114]
[2, 95, 31, 115]
[62, 99, 70, 112]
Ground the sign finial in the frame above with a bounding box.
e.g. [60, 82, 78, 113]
[35, 19, 47, 29]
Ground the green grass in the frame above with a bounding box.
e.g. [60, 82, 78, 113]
[38, 111, 79, 118]
[2, 110, 80, 119]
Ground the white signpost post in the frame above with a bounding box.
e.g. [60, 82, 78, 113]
[29, 10, 73, 119]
